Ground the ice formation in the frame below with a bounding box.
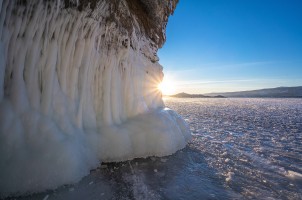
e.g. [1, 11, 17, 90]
[0, 0, 190, 197]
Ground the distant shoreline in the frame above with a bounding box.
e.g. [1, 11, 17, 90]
[165, 86, 302, 98]
[164, 96, 302, 98]
[166, 92, 226, 98]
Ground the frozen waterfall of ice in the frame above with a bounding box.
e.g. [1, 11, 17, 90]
[0, 0, 191, 197]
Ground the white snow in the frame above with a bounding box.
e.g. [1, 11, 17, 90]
[0, 0, 191, 197]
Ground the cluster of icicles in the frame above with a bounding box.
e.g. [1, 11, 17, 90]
[0, 0, 191, 196]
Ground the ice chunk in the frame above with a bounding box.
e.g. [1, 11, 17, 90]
[286, 170, 302, 180]
[226, 172, 235, 182]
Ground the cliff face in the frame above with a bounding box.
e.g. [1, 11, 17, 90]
[0, 0, 190, 197]
[64, 0, 178, 61]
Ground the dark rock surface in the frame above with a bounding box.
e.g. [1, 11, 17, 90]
[64, 0, 178, 48]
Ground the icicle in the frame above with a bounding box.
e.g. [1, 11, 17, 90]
[0, 0, 191, 197]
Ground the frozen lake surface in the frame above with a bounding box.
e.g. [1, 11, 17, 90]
[16, 98, 302, 200]
[165, 98, 302, 199]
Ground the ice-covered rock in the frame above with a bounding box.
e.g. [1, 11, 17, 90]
[0, 0, 190, 197]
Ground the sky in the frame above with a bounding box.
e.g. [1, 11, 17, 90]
[158, 0, 302, 94]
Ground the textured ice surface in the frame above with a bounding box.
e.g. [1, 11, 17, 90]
[166, 98, 302, 199]
[13, 98, 302, 200]
[0, 0, 190, 196]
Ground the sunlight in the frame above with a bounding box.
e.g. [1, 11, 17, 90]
[158, 76, 176, 95]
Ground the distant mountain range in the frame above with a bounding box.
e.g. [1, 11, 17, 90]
[170, 92, 225, 98]
[204, 86, 302, 98]
[168, 86, 302, 98]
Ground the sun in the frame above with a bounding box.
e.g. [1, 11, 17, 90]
[158, 77, 176, 95]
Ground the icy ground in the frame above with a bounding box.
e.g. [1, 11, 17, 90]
[14, 98, 302, 200]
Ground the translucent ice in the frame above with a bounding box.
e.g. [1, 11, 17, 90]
[0, 0, 191, 196]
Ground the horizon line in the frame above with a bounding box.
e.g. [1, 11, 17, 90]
[162, 85, 302, 96]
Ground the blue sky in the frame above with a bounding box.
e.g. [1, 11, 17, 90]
[158, 0, 302, 94]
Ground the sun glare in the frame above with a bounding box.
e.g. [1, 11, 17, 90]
[158, 77, 176, 95]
